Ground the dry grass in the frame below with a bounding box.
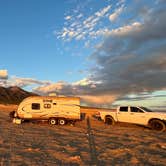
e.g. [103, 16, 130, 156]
[0, 104, 18, 112]
[0, 105, 166, 165]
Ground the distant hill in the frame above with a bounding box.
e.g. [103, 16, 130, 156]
[0, 86, 38, 105]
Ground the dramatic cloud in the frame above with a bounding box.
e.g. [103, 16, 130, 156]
[0, 70, 8, 79]
[33, 79, 117, 105]
[49, 1, 166, 106]
[34, 78, 97, 95]
[34, 81, 68, 95]
[89, 2, 166, 103]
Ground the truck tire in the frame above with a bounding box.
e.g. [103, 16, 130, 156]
[149, 119, 166, 132]
[49, 118, 57, 125]
[105, 116, 115, 125]
[59, 119, 66, 125]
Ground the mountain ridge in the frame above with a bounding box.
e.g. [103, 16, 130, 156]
[0, 86, 38, 105]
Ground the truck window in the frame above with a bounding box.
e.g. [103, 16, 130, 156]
[32, 103, 40, 110]
[140, 107, 153, 112]
[44, 103, 51, 109]
[120, 107, 128, 112]
[131, 107, 143, 113]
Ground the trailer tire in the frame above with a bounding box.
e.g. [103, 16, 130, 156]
[59, 119, 66, 125]
[149, 119, 166, 132]
[49, 118, 57, 125]
[105, 116, 115, 125]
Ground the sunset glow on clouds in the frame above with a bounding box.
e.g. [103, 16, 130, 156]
[0, 70, 8, 79]
[0, 0, 166, 109]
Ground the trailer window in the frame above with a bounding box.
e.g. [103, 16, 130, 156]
[32, 103, 40, 110]
[44, 104, 51, 109]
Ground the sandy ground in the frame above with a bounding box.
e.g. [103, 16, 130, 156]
[0, 106, 166, 165]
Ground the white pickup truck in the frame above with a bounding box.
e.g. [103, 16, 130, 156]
[99, 106, 166, 131]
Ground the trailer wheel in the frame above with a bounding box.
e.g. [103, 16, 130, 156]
[149, 119, 166, 132]
[49, 118, 57, 125]
[59, 119, 66, 125]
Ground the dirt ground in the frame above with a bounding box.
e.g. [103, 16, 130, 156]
[0, 106, 166, 166]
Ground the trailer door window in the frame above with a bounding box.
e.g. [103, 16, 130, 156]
[32, 103, 40, 110]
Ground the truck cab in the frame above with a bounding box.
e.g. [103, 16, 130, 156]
[116, 106, 151, 125]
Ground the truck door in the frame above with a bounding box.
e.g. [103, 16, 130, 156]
[128, 107, 147, 125]
[117, 106, 131, 123]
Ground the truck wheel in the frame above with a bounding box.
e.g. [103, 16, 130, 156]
[149, 120, 166, 132]
[49, 118, 57, 125]
[105, 117, 115, 125]
[59, 119, 66, 125]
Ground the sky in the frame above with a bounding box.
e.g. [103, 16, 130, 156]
[0, 0, 166, 110]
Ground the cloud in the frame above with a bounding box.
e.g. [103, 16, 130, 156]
[34, 81, 68, 95]
[77, 13, 83, 19]
[65, 15, 72, 20]
[9, 77, 50, 88]
[88, 2, 166, 104]
[117, 93, 166, 102]
[34, 0, 166, 105]
[0, 76, 50, 88]
[33, 79, 118, 106]
[109, 5, 124, 22]
[34, 78, 97, 95]
[0, 70, 8, 79]
[108, 22, 142, 36]
[72, 78, 95, 86]
[32, 1, 166, 107]
[79, 94, 118, 105]
[95, 5, 112, 17]
[57, 4, 112, 41]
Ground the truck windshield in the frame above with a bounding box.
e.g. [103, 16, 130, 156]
[140, 107, 153, 112]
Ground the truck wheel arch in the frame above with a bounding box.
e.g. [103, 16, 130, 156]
[148, 119, 166, 132]
[105, 115, 115, 125]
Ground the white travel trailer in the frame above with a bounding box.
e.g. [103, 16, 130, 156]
[12, 96, 80, 125]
